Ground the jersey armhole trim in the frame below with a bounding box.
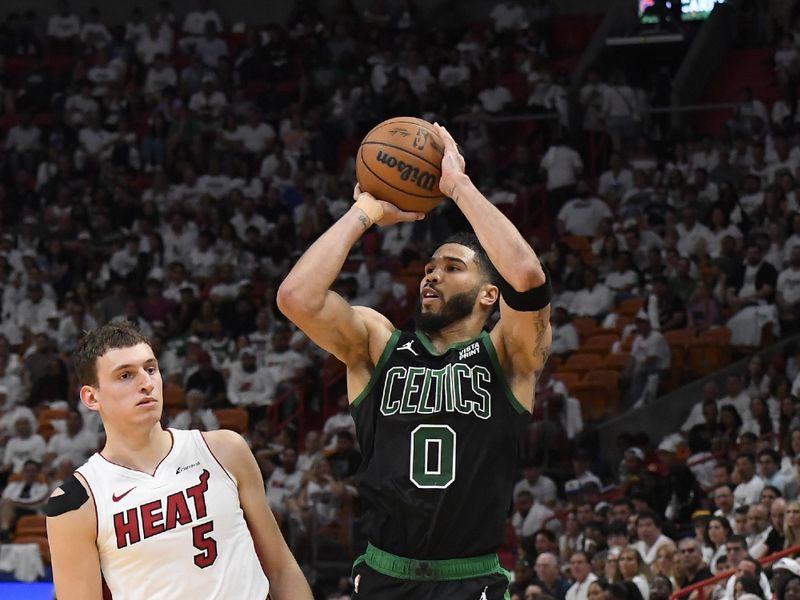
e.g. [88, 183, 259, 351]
[480, 332, 529, 415]
[199, 431, 238, 486]
[351, 329, 402, 408]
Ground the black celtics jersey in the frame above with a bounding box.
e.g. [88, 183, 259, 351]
[350, 329, 531, 560]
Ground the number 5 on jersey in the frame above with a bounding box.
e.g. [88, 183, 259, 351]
[409, 425, 456, 489]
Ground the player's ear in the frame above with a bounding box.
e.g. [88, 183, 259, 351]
[480, 283, 499, 307]
[80, 385, 100, 412]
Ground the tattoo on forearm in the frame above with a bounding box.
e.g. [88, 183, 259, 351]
[358, 214, 370, 231]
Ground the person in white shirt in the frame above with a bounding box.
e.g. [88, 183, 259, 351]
[44, 410, 98, 470]
[79, 7, 111, 51]
[676, 207, 715, 258]
[550, 304, 579, 356]
[511, 490, 557, 539]
[489, 1, 529, 33]
[565, 551, 598, 600]
[125, 6, 148, 42]
[186, 230, 219, 281]
[47, 0, 81, 44]
[352, 254, 394, 310]
[569, 267, 613, 318]
[398, 49, 433, 97]
[226, 347, 276, 407]
[262, 326, 309, 391]
[182, 0, 223, 36]
[513, 462, 558, 507]
[297, 430, 323, 473]
[598, 153, 634, 201]
[438, 49, 470, 90]
[633, 511, 675, 567]
[322, 395, 357, 451]
[188, 75, 228, 121]
[169, 388, 219, 431]
[605, 252, 639, 300]
[477, 77, 513, 114]
[14, 283, 57, 338]
[5, 112, 42, 154]
[266, 447, 304, 518]
[75, 112, 114, 168]
[778, 247, 800, 329]
[235, 108, 276, 155]
[557, 183, 613, 237]
[57, 301, 98, 354]
[2, 418, 46, 474]
[136, 19, 173, 65]
[0, 459, 50, 540]
[144, 53, 178, 96]
[625, 311, 671, 406]
[110, 236, 141, 280]
[190, 21, 228, 69]
[734, 453, 765, 507]
[540, 140, 583, 194]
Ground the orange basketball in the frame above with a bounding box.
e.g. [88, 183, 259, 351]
[356, 116, 445, 213]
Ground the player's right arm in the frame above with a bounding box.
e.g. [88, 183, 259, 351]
[278, 187, 423, 369]
[46, 477, 103, 600]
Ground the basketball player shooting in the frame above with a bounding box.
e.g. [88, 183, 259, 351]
[278, 123, 552, 599]
[45, 322, 312, 600]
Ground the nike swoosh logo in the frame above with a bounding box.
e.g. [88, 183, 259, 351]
[112, 487, 136, 502]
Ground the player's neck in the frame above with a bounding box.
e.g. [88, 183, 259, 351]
[423, 317, 484, 354]
[101, 425, 173, 474]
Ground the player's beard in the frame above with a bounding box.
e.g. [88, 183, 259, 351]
[415, 285, 480, 334]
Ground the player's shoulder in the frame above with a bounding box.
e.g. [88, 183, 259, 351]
[201, 429, 251, 467]
[46, 472, 96, 529]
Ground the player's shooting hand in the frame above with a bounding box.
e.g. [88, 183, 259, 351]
[352, 183, 425, 227]
[433, 123, 466, 198]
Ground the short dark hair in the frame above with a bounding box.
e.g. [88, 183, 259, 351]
[441, 232, 500, 286]
[758, 448, 780, 463]
[636, 510, 662, 528]
[74, 321, 150, 386]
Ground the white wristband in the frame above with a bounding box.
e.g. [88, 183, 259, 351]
[354, 194, 384, 228]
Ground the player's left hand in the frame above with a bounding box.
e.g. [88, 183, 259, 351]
[352, 184, 425, 227]
[433, 122, 466, 198]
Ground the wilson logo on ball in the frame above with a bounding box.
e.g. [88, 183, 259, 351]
[375, 151, 437, 191]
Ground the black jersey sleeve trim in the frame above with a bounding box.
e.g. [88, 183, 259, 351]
[351, 329, 402, 408]
[45, 474, 89, 516]
[480, 332, 529, 414]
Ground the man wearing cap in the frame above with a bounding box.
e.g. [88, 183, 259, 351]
[658, 435, 704, 523]
[624, 310, 671, 406]
[226, 346, 276, 407]
[550, 303, 579, 356]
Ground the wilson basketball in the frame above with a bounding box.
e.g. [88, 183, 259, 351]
[356, 117, 445, 213]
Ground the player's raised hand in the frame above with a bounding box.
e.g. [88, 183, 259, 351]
[352, 183, 425, 227]
[433, 123, 466, 198]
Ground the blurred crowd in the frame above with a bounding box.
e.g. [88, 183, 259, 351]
[5, 0, 800, 598]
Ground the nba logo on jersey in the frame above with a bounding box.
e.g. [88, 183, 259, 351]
[354, 574, 361, 593]
[480, 586, 488, 600]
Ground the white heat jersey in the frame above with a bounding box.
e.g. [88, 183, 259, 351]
[77, 428, 269, 600]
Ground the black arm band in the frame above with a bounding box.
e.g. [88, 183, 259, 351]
[45, 474, 89, 517]
[498, 265, 552, 312]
